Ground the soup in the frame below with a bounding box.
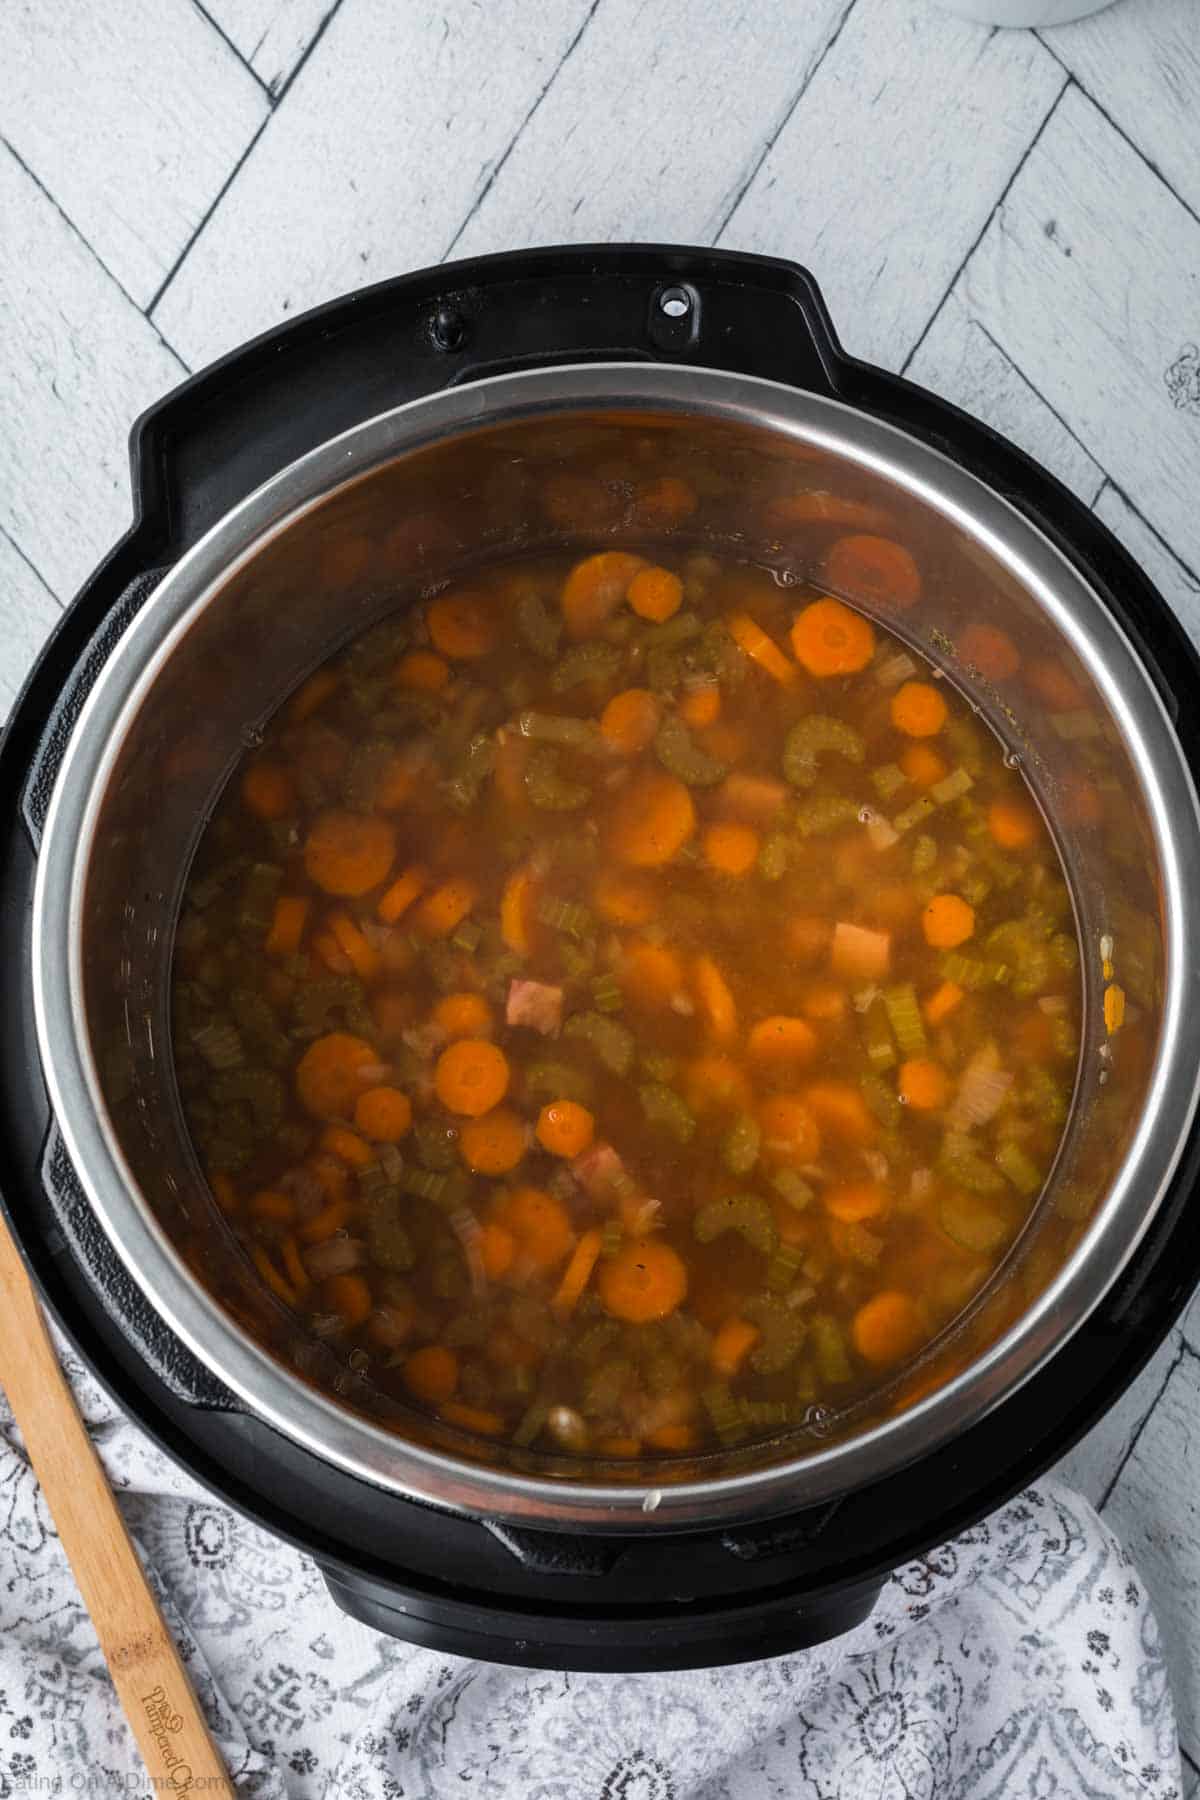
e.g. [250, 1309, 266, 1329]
[171, 536, 1082, 1460]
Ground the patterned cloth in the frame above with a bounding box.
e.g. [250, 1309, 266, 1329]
[0, 1330, 1183, 1799]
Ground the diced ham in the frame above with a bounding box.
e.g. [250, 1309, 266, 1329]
[571, 1141, 627, 1198]
[506, 978, 563, 1036]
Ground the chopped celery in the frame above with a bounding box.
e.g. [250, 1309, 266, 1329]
[743, 1296, 807, 1373]
[929, 767, 973, 804]
[883, 983, 926, 1055]
[639, 1083, 696, 1143]
[720, 1113, 761, 1176]
[795, 795, 861, 837]
[871, 763, 908, 801]
[782, 715, 866, 788]
[563, 1010, 635, 1077]
[862, 999, 898, 1071]
[694, 1193, 777, 1256]
[654, 714, 728, 787]
[997, 1140, 1043, 1195]
[911, 833, 938, 875]
[892, 796, 937, 835]
[938, 1192, 1009, 1253]
[771, 1169, 814, 1211]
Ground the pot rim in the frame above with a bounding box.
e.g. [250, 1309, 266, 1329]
[32, 360, 1200, 1528]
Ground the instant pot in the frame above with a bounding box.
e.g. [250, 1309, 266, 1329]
[4, 245, 1200, 1671]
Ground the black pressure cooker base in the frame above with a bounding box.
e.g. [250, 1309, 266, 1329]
[5, 244, 1200, 1671]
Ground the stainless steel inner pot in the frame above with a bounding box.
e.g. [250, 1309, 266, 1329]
[32, 364, 1200, 1528]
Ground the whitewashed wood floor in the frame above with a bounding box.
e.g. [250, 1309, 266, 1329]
[3, 0, 1200, 1767]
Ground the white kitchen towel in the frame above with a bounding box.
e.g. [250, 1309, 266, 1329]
[0, 1330, 1182, 1799]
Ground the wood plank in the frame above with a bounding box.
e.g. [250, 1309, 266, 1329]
[0, 0, 268, 308]
[451, 0, 851, 259]
[963, 85, 1200, 579]
[718, 0, 1065, 370]
[908, 289, 1104, 505]
[0, 143, 186, 601]
[1042, 0, 1200, 224]
[152, 0, 595, 370]
[1102, 1348, 1200, 1766]
[0, 532, 61, 722]
[203, 0, 338, 96]
[1093, 483, 1200, 656]
[1051, 1326, 1182, 1509]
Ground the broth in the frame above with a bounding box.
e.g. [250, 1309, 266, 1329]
[171, 534, 1083, 1461]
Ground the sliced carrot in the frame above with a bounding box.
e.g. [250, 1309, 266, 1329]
[801, 982, 848, 1024]
[682, 1054, 752, 1116]
[714, 772, 788, 826]
[493, 1187, 574, 1273]
[593, 868, 658, 925]
[426, 588, 496, 659]
[747, 1015, 819, 1067]
[898, 1058, 949, 1112]
[680, 682, 721, 728]
[692, 954, 737, 1044]
[628, 566, 684, 623]
[377, 863, 428, 926]
[326, 1273, 373, 1328]
[394, 649, 450, 692]
[403, 1345, 459, 1404]
[288, 668, 339, 723]
[561, 551, 645, 639]
[295, 1032, 379, 1120]
[803, 1080, 876, 1145]
[851, 1290, 925, 1366]
[414, 876, 478, 938]
[632, 475, 697, 528]
[607, 770, 696, 867]
[645, 1423, 698, 1453]
[432, 991, 494, 1039]
[788, 914, 834, 964]
[296, 1202, 349, 1245]
[891, 680, 947, 738]
[1026, 655, 1087, 711]
[923, 981, 965, 1026]
[791, 597, 875, 677]
[319, 1124, 374, 1168]
[434, 1039, 510, 1117]
[766, 490, 892, 532]
[478, 1222, 516, 1281]
[699, 721, 748, 764]
[922, 893, 975, 949]
[327, 910, 382, 982]
[824, 534, 921, 608]
[711, 1317, 761, 1379]
[500, 866, 538, 955]
[353, 1085, 412, 1142]
[552, 1227, 604, 1315]
[597, 1239, 688, 1323]
[595, 1435, 643, 1457]
[460, 1107, 528, 1175]
[829, 920, 891, 981]
[899, 743, 948, 790]
[726, 612, 797, 685]
[600, 687, 661, 755]
[823, 1180, 889, 1223]
[252, 1246, 296, 1307]
[440, 1401, 505, 1436]
[250, 1189, 295, 1223]
[988, 797, 1039, 850]
[265, 895, 310, 957]
[702, 820, 759, 876]
[280, 1234, 310, 1296]
[536, 1100, 596, 1159]
[757, 1094, 822, 1166]
[210, 1173, 238, 1215]
[542, 471, 620, 531]
[305, 810, 396, 897]
[959, 623, 1020, 681]
[241, 761, 294, 820]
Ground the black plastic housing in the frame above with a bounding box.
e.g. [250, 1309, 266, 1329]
[3, 245, 1199, 1670]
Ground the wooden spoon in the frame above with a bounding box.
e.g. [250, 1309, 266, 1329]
[0, 1212, 234, 1795]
